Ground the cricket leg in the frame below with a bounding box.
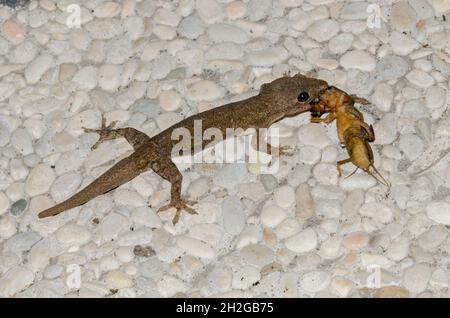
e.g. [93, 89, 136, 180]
[337, 158, 352, 177]
[310, 112, 337, 124]
[153, 154, 197, 224]
[360, 122, 375, 142]
[350, 95, 370, 105]
[83, 116, 151, 151]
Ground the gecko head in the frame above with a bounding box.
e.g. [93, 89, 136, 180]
[260, 73, 329, 111]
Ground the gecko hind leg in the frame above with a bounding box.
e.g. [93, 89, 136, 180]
[153, 155, 197, 224]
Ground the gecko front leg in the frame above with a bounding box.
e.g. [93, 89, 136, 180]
[83, 116, 151, 151]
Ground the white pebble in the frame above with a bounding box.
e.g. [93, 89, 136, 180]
[196, 0, 224, 24]
[427, 201, 450, 225]
[222, 196, 246, 235]
[247, 0, 272, 22]
[313, 163, 339, 185]
[425, 86, 446, 109]
[232, 265, 261, 290]
[104, 270, 133, 289]
[360, 202, 393, 224]
[399, 133, 425, 161]
[372, 83, 393, 112]
[115, 246, 134, 263]
[99, 213, 130, 242]
[24, 53, 53, 84]
[298, 146, 321, 165]
[157, 275, 188, 297]
[0, 216, 17, 239]
[328, 33, 353, 54]
[306, 19, 340, 42]
[319, 236, 342, 260]
[340, 50, 376, 72]
[177, 16, 205, 39]
[151, 53, 173, 80]
[373, 113, 397, 145]
[260, 205, 287, 228]
[389, 31, 419, 56]
[239, 244, 275, 268]
[273, 185, 295, 208]
[117, 228, 152, 246]
[98, 64, 121, 91]
[226, 1, 247, 20]
[154, 8, 181, 27]
[29, 8, 49, 28]
[187, 177, 209, 199]
[25, 164, 55, 197]
[297, 124, 332, 149]
[391, 1, 417, 32]
[85, 19, 124, 40]
[386, 236, 410, 261]
[159, 90, 182, 112]
[207, 23, 249, 44]
[285, 228, 318, 253]
[300, 271, 331, 293]
[316, 199, 342, 219]
[28, 243, 50, 272]
[418, 225, 448, 250]
[403, 263, 432, 294]
[94, 2, 122, 18]
[187, 80, 224, 101]
[176, 236, 215, 259]
[11, 128, 33, 155]
[376, 55, 410, 80]
[246, 47, 289, 67]
[406, 69, 435, 88]
[113, 189, 146, 207]
[50, 172, 82, 203]
[339, 174, 377, 191]
[0, 83, 16, 102]
[0, 266, 34, 297]
[56, 223, 92, 247]
[9, 40, 37, 63]
[339, 2, 369, 20]
[72, 66, 98, 90]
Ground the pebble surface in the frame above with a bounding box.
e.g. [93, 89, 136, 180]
[0, 0, 449, 298]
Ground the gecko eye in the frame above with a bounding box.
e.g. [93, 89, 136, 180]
[297, 92, 309, 102]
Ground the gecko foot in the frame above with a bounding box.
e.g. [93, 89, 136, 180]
[158, 199, 197, 225]
[278, 145, 294, 156]
[82, 116, 119, 150]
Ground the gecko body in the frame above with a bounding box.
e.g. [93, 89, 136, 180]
[38, 74, 329, 223]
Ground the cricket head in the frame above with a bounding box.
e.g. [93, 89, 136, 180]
[260, 73, 329, 113]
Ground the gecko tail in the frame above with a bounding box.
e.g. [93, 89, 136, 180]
[38, 154, 143, 218]
[38, 184, 112, 218]
[38, 199, 84, 218]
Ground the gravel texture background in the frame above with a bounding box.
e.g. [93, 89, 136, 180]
[0, 0, 449, 298]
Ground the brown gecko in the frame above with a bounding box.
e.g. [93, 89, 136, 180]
[38, 74, 329, 224]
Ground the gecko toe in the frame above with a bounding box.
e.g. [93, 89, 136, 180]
[158, 200, 198, 224]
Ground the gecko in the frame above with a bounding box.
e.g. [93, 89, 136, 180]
[38, 74, 329, 224]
